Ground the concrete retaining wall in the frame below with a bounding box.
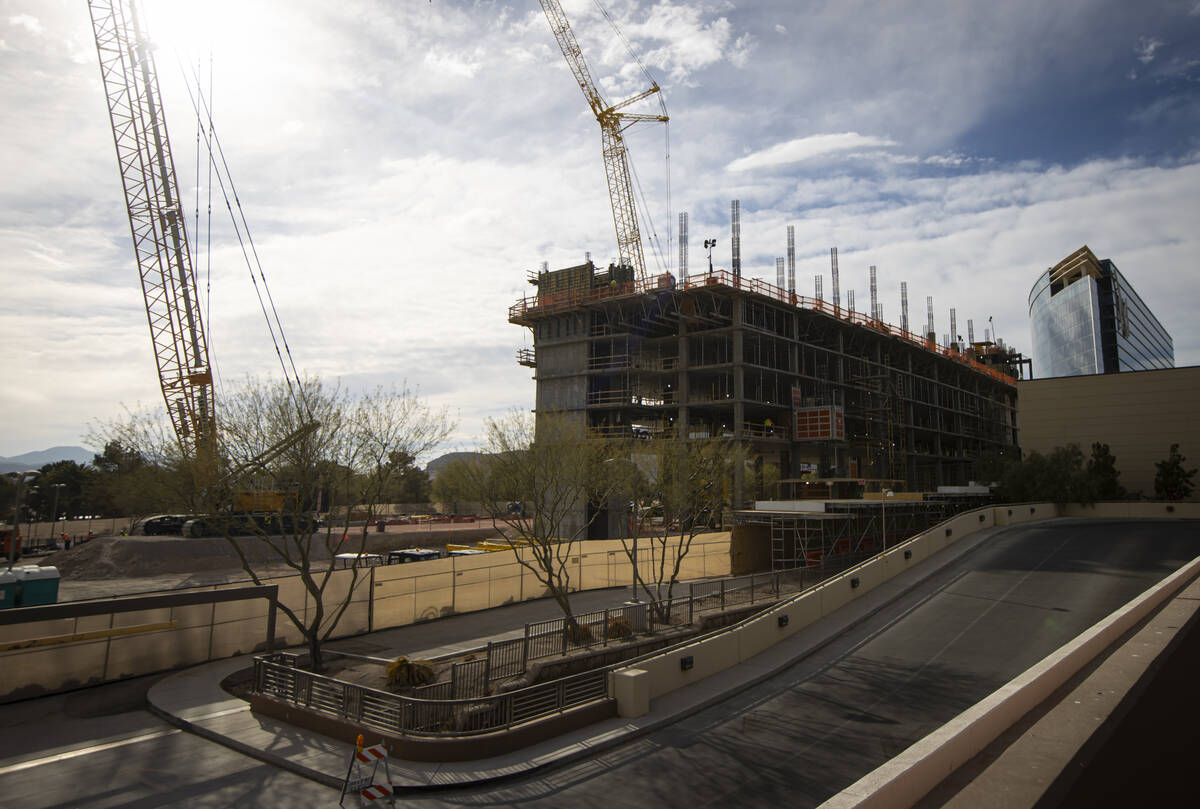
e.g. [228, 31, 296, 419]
[612, 507, 1009, 710]
[819, 531, 1200, 809]
[0, 533, 730, 702]
[1063, 501, 1200, 520]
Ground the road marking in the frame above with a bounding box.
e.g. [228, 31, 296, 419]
[183, 704, 250, 722]
[0, 728, 180, 776]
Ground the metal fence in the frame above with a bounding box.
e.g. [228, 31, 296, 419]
[254, 653, 608, 737]
[252, 571, 797, 737]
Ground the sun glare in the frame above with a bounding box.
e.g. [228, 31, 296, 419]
[139, 0, 283, 100]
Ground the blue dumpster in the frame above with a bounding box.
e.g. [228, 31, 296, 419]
[15, 565, 59, 606]
[0, 570, 16, 609]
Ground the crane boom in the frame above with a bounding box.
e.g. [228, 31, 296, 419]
[538, 0, 667, 285]
[89, 0, 215, 456]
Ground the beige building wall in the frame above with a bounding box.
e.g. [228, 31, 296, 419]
[1017, 366, 1200, 499]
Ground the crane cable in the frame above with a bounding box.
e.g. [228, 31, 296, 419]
[193, 51, 223, 395]
[175, 54, 311, 422]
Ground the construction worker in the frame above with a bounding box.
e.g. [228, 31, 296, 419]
[61, 532, 71, 550]
[86, 530, 94, 542]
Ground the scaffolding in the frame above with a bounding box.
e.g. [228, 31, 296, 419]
[512, 264, 1019, 526]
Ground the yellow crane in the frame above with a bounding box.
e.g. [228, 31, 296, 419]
[89, 0, 215, 456]
[89, 0, 316, 532]
[538, 1, 668, 285]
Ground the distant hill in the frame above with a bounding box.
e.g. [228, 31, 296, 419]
[0, 445, 94, 474]
[425, 451, 483, 478]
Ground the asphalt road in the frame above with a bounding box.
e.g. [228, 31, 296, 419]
[2, 518, 1197, 808]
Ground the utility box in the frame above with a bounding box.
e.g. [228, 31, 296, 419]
[15, 565, 59, 606]
[0, 570, 17, 609]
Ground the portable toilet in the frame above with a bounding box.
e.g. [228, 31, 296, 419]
[0, 569, 16, 609]
[15, 565, 59, 606]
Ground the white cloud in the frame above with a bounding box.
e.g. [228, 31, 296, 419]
[774, 24, 787, 35]
[727, 133, 898, 172]
[423, 47, 484, 79]
[7, 14, 41, 34]
[1, 0, 1197, 455]
[1135, 35, 1164, 64]
[729, 32, 754, 68]
[595, 2, 752, 87]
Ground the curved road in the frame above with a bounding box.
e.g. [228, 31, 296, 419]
[2, 518, 1197, 807]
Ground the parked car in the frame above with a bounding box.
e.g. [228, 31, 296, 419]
[139, 515, 187, 536]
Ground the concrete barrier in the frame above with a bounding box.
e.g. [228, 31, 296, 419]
[1063, 501, 1200, 520]
[994, 503, 1061, 526]
[612, 507, 1013, 714]
[818, 528, 1200, 808]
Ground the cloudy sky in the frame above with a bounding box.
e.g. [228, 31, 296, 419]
[1, 0, 1198, 458]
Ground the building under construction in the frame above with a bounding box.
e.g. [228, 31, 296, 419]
[510, 261, 1022, 522]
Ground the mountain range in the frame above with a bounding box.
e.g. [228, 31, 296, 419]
[0, 446, 95, 475]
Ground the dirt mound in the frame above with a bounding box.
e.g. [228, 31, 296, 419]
[44, 536, 334, 580]
[42, 526, 503, 581]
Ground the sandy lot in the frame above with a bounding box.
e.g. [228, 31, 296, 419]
[32, 523, 504, 601]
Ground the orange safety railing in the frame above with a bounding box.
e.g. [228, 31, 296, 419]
[741, 421, 790, 440]
[510, 270, 1017, 388]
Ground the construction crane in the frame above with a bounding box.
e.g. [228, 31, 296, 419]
[538, 1, 668, 286]
[89, 1, 318, 534]
[89, 0, 215, 458]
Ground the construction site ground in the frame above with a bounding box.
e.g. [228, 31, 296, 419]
[27, 520, 505, 602]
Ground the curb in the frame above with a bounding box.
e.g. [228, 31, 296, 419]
[145, 700, 345, 790]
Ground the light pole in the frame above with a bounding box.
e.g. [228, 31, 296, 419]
[881, 489, 894, 550]
[49, 483, 66, 547]
[6, 470, 40, 570]
[704, 239, 716, 274]
[629, 498, 640, 603]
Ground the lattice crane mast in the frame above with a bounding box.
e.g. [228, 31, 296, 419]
[89, 0, 215, 458]
[538, 0, 667, 285]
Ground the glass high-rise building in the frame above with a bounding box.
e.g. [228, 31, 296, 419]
[1028, 245, 1173, 378]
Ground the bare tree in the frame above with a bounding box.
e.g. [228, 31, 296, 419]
[94, 377, 453, 671]
[468, 410, 625, 633]
[86, 406, 207, 522]
[619, 437, 736, 620]
[216, 377, 453, 670]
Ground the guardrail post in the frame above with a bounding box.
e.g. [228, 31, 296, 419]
[750, 574, 756, 604]
[562, 621, 569, 657]
[720, 580, 726, 610]
[485, 642, 493, 683]
[522, 624, 530, 673]
[603, 608, 610, 646]
[689, 591, 694, 625]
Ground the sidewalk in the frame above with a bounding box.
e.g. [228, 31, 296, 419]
[146, 528, 1007, 792]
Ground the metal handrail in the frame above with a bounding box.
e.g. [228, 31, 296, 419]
[254, 656, 609, 738]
